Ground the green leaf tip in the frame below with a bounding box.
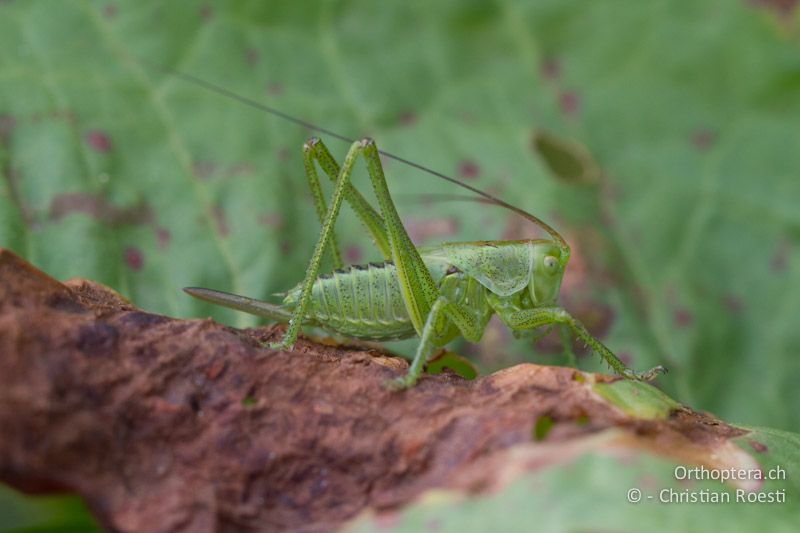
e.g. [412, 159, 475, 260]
[593, 380, 681, 419]
[531, 130, 601, 185]
[532, 415, 555, 441]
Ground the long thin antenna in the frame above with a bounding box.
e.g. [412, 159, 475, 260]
[158, 66, 568, 249]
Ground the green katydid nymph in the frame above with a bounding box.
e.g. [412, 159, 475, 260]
[175, 70, 667, 390]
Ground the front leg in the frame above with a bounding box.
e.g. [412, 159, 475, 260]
[500, 306, 666, 381]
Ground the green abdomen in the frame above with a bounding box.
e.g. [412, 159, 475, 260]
[284, 262, 416, 341]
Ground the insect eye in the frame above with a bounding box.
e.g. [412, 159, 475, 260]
[544, 255, 558, 271]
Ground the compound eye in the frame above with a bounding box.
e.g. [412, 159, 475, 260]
[544, 255, 558, 272]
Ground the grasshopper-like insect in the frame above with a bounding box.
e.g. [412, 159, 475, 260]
[178, 71, 666, 389]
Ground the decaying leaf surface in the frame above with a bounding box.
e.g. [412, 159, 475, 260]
[2, 248, 796, 532]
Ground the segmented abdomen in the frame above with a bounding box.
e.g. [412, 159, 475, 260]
[284, 262, 416, 341]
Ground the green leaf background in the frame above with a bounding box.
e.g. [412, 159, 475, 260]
[348, 427, 800, 533]
[1, 0, 799, 529]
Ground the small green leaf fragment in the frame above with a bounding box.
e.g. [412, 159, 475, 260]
[533, 415, 555, 441]
[593, 380, 680, 419]
[532, 130, 600, 185]
[425, 351, 478, 380]
[241, 396, 257, 407]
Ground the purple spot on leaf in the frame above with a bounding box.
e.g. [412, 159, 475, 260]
[674, 308, 694, 328]
[559, 91, 580, 116]
[748, 439, 768, 453]
[102, 3, 117, 18]
[277, 147, 290, 162]
[85, 130, 112, 153]
[618, 351, 633, 366]
[125, 246, 144, 271]
[399, 110, 417, 126]
[406, 217, 459, 244]
[280, 240, 292, 254]
[749, 0, 799, 18]
[49, 192, 153, 226]
[0, 114, 16, 144]
[344, 245, 362, 264]
[245, 47, 260, 66]
[258, 212, 284, 228]
[723, 294, 744, 315]
[156, 227, 171, 250]
[267, 82, 283, 97]
[691, 128, 716, 150]
[771, 239, 790, 272]
[541, 58, 560, 80]
[227, 162, 255, 177]
[199, 3, 213, 20]
[212, 205, 229, 236]
[458, 159, 480, 179]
